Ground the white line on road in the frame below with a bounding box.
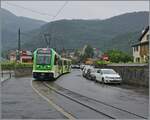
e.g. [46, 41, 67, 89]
[30, 80, 76, 120]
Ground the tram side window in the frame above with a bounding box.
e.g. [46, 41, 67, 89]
[58, 59, 62, 66]
[64, 60, 67, 65]
[54, 55, 58, 65]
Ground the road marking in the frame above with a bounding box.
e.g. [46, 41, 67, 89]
[30, 80, 75, 120]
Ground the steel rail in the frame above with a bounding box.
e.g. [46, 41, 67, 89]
[44, 82, 147, 119]
[43, 82, 115, 119]
[31, 80, 76, 119]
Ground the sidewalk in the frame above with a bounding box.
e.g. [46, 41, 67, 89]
[1, 71, 14, 82]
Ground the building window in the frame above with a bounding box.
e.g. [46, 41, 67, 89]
[146, 34, 149, 41]
[136, 57, 140, 62]
[134, 46, 139, 52]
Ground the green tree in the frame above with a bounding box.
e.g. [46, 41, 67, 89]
[84, 45, 94, 58]
[80, 45, 94, 62]
[106, 49, 133, 63]
[74, 48, 80, 57]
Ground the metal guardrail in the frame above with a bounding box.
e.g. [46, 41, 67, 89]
[0, 70, 13, 82]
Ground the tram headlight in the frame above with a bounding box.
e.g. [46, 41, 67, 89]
[36, 65, 40, 68]
[47, 65, 50, 68]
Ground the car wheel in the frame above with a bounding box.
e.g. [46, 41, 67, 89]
[95, 77, 98, 82]
[102, 78, 105, 84]
[118, 82, 122, 85]
[93, 76, 96, 81]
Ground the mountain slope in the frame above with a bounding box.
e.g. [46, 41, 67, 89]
[1, 8, 47, 51]
[105, 31, 141, 54]
[1, 8, 46, 31]
[22, 11, 148, 54]
[2, 9, 149, 55]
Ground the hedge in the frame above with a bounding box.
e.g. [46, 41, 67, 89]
[1, 62, 33, 70]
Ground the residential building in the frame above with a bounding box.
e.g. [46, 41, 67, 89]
[132, 26, 149, 63]
[20, 50, 32, 63]
[100, 53, 109, 61]
[9, 50, 33, 63]
[9, 50, 17, 61]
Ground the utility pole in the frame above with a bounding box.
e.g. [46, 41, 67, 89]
[44, 33, 51, 48]
[17, 28, 21, 61]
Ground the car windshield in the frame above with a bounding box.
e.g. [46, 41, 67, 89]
[102, 69, 116, 74]
[36, 54, 51, 65]
[91, 69, 96, 72]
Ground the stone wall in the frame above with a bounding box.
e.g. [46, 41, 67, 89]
[95, 64, 149, 87]
[14, 67, 32, 77]
[14, 64, 149, 87]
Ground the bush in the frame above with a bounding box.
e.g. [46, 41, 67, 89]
[106, 49, 133, 63]
[1, 62, 15, 70]
[1, 62, 33, 70]
[95, 60, 110, 65]
[15, 63, 33, 68]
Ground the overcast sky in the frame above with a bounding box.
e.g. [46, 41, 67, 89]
[1, 1, 149, 22]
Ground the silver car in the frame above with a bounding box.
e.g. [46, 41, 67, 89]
[94, 69, 122, 84]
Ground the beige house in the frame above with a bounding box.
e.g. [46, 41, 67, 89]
[9, 50, 33, 63]
[132, 26, 149, 63]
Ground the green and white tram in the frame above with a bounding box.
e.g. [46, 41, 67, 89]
[32, 48, 71, 80]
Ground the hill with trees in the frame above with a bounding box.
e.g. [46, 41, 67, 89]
[2, 9, 149, 56]
[1, 8, 47, 51]
[22, 11, 148, 54]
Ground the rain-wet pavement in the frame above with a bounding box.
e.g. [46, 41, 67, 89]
[54, 69, 149, 118]
[32, 81, 112, 119]
[1, 77, 67, 119]
[1, 69, 149, 119]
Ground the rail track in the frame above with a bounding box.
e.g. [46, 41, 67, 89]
[43, 81, 147, 119]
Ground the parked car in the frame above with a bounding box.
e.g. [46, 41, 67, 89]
[94, 69, 122, 84]
[80, 64, 85, 70]
[71, 64, 80, 69]
[86, 68, 98, 80]
[87, 68, 99, 80]
[82, 65, 93, 77]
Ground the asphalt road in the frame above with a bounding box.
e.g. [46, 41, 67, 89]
[55, 69, 149, 118]
[1, 77, 67, 119]
[1, 69, 149, 119]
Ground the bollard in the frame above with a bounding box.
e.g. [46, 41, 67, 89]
[9, 70, 11, 78]
[2, 70, 3, 78]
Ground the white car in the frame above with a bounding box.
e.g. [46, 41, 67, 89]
[94, 69, 122, 84]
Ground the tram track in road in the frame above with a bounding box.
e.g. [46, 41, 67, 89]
[32, 80, 114, 119]
[43, 82, 115, 119]
[31, 80, 76, 119]
[43, 81, 147, 119]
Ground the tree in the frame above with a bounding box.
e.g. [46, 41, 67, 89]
[81, 45, 94, 62]
[74, 48, 80, 57]
[84, 45, 94, 58]
[106, 49, 133, 63]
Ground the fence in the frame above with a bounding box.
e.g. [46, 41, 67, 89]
[1, 70, 13, 82]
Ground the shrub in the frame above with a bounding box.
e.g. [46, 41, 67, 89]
[95, 60, 110, 65]
[1, 62, 33, 70]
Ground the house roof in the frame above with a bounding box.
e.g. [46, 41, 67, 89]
[132, 41, 148, 47]
[138, 26, 149, 42]
[131, 42, 141, 47]
[132, 26, 149, 47]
